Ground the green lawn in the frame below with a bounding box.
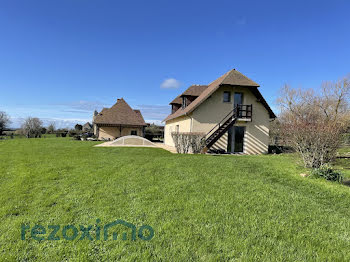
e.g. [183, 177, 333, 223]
[1, 138, 350, 261]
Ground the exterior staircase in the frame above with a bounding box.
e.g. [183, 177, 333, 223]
[202, 104, 252, 153]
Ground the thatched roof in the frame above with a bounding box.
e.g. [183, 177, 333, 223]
[170, 95, 182, 105]
[94, 98, 146, 126]
[170, 85, 208, 105]
[83, 122, 92, 128]
[182, 85, 208, 97]
[164, 69, 275, 121]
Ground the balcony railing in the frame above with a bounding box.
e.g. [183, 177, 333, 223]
[236, 104, 252, 118]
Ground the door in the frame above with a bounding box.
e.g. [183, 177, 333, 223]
[234, 92, 243, 117]
[227, 126, 245, 153]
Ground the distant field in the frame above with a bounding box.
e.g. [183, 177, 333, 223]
[1, 138, 350, 261]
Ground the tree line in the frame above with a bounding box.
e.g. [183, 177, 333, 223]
[0, 114, 91, 138]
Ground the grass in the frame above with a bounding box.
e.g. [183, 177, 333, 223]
[1, 138, 350, 261]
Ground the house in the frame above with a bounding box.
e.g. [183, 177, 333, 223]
[163, 69, 276, 154]
[93, 98, 147, 140]
[82, 122, 92, 132]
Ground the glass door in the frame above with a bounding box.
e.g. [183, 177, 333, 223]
[234, 93, 243, 117]
[228, 126, 245, 153]
[234, 126, 245, 153]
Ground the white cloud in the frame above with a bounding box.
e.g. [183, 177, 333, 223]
[57, 100, 107, 112]
[160, 78, 181, 89]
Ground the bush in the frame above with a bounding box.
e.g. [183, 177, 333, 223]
[68, 130, 80, 137]
[72, 134, 81, 140]
[172, 132, 205, 154]
[310, 164, 343, 182]
[189, 133, 206, 154]
[81, 133, 88, 141]
[343, 133, 350, 146]
[55, 132, 68, 137]
[268, 145, 295, 154]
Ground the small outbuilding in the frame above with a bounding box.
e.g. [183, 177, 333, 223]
[82, 122, 92, 132]
[93, 98, 147, 140]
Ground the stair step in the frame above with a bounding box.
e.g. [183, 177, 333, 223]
[206, 117, 237, 145]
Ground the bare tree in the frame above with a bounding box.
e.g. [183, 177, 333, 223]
[0, 111, 11, 135]
[21, 117, 43, 138]
[277, 76, 350, 168]
[47, 122, 56, 134]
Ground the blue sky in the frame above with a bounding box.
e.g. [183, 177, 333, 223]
[0, 0, 349, 128]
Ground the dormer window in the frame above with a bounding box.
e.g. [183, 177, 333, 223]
[182, 96, 187, 109]
[171, 104, 180, 114]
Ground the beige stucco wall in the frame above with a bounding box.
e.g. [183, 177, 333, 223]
[96, 126, 143, 140]
[164, 115, 192, 147]
[165, 85, 272, 154]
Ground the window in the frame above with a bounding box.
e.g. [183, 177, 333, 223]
[172, 104, 180, 114]
[182, 97, 187, 109]
[131, 130, 137, 135]
[223, 91, 231, 102]
[175, 125, 179, 133]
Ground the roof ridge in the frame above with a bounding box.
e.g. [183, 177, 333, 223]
[206, 70, 232, 86]
[221, 69, 236, 85]
[94, 98, 146, 126]
[221, 69, 260, 87]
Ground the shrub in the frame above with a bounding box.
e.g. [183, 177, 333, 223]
[268, 145, 294, 154]
[189, 133, 206, 154]
[81, 133, 88, 141]
[172, 132, 205, 154]
[68, 130, 78, 137]
[72, 134, 81, 140]
[55, 132, 68, 137]
[343, 133, 350, 146]
[310, 164, 343, 183]
[277, 81, 350, 168]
